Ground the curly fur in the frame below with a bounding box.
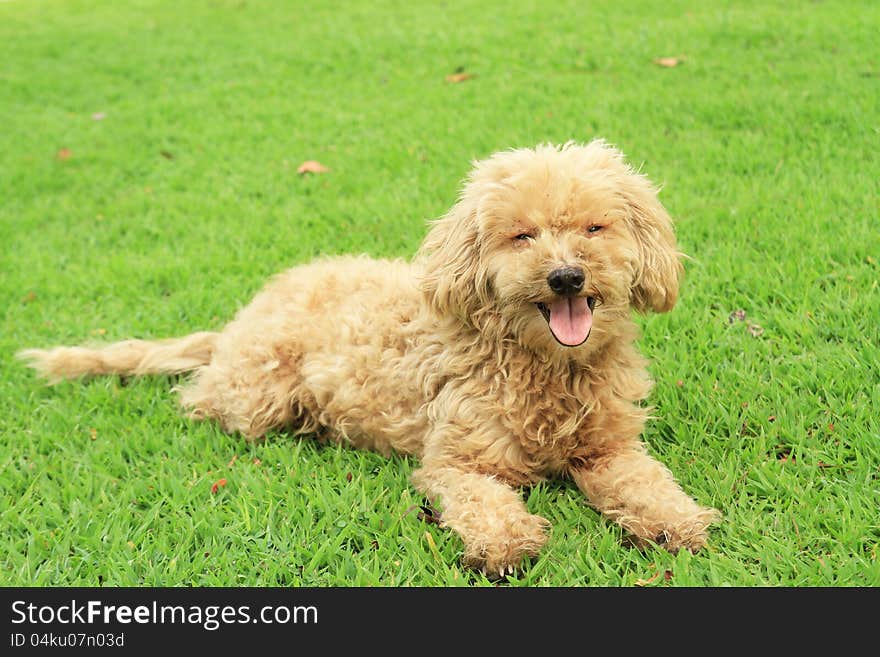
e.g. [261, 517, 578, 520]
[19, 140, 719, 573]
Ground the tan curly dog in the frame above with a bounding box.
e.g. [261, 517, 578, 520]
[20, 140, 719, 575]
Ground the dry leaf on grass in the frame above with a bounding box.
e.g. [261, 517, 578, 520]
[417, 503, 442, 525]
[728, 309, 764, 337]
[210, 478, 228, 494]
[653, 56, 684, 68]
[637, 565, 673, 586]
[56, 148, 72, 161]
[777, 448, 796, 464]
[635, 571, 661, 586]
[747, 323, 765, 337]
[402, 501, 443, 525]
[446, 72, 475, 83]
[297, 160, 330, 174]
[92, 112, 106, 121]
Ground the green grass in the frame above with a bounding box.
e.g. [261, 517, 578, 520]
[2, 0, 878, 587]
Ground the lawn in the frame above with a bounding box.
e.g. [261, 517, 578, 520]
[1, 0, 878, 587]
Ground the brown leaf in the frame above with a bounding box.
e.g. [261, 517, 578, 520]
[417, 502, 442, 525]
[402, 501, 443, 525]
[635, 571, 661, 586]
[22, 291, 37, 304]
[89, 428, 97, 441]
[297, 160, 330, 174]
[92, 112, 106, 121]
[160, 150, 174, 160]
[345, 472, 353, 482]
[653, 56, 683, 68]
[747, 323, 764, 337]
[664, 569, 674, 581]
[56, 148, 72, 161]
[777, 449, 796, 464]
[227, 454, 238, 468]
[445, 72, 475, 83]
[211, 478, 228, 494]
[728, 309, 747, 323]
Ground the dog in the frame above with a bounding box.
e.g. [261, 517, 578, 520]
[20, 140, 720, 575]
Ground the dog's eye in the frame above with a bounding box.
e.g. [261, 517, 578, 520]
[513, 233, 534, 242]
[586, 225, 603, 234]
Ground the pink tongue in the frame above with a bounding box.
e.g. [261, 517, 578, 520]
[548, 297, 593, 346]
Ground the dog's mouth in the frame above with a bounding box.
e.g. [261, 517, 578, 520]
[535, 297, 595, 347]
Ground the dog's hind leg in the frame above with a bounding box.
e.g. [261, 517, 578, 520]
[176, 334, 317, 441]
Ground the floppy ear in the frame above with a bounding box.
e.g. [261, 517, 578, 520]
[622, 175, 683, 313]
[417, 196, 490, 321]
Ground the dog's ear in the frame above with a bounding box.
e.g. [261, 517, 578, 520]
[622, 173, 683, 313]
[418, 195, 490, 321]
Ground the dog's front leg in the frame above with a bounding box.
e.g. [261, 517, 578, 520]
[411, 465, 550, 575]
[570, 445, 719, 553]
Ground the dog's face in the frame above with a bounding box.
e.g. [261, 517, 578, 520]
[419, 141, 682, 359]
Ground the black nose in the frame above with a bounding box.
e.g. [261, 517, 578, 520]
[547, 267, 585, 296]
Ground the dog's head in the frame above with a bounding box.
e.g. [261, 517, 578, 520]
[418, 140, 682, 358]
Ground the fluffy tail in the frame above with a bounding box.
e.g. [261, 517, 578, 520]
[18, 331, 218, 384]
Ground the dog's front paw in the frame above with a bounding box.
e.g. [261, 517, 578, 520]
[461, 513, 551, 576]
[650, 506, 721, 554]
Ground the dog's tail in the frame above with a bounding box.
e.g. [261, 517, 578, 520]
[17, 331, 219, 384]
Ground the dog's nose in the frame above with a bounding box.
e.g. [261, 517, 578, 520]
[547, 267, 585, 296]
